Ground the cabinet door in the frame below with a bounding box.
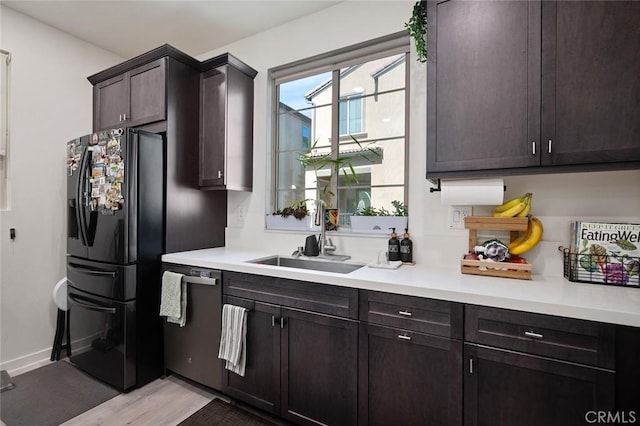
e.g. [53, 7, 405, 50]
[464, 344, 615, 426]
[222, 296, 281, 415]
[128, 58, 166, 127]
[541, 1, 640, 166]
[94, 73, 127, 131]
[359, 323, 462, 426]
[427, 0, 541, 175]
[281, 308, 358, 426]
[199, 67, 227, 188]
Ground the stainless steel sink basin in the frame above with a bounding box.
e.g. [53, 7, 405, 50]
[248, 255, 365, 274]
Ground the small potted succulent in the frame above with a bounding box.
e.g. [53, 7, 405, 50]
[350, 200, 408, 234]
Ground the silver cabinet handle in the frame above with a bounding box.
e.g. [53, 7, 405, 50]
[119, 114, 123, 122]
[280, 317, 285, 329]
[123, 113, 127, 121]
[532, 141, 536, 155]
[398, 334, 411, 341]
[524, 331, 543, 339]
[272, 315, 276, 327]
[398, 310, 412, 317]
[548, 139, 552, 153]
[217, 170, 223, 179]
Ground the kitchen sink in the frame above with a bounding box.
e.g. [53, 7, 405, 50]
[247, 255, 365, 274]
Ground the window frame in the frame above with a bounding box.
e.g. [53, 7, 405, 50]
[268, 31, 410, 231]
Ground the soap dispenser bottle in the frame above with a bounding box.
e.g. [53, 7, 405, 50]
[388, 228, 400, 261]
[400, 228, 413, 263]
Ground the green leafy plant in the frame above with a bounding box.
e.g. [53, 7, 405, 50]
[272, 199, 310, 220]
[354, 200, 407, 217]
[392, 200, 407, 216]
[299, 136, 381, 205]
[405, 1, 427, 63]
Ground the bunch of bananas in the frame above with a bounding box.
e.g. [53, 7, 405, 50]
[492, 193, 533, 218]
[509, 217, 544, 255]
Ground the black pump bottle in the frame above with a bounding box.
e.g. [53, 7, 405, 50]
[400, 228, 413, 263]
[388, 228, 400, 261]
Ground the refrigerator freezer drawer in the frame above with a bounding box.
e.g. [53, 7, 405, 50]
[68, 288, 136, 391]
[67, 256, 136, 301]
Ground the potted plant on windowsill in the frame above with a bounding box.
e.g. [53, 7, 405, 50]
[350, 200, 408, 234]
[266, 199, 320, 231]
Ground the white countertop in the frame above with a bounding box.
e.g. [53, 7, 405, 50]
[162, 247, 640, 327]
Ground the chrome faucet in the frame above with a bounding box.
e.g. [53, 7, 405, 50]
[314, 200, 350, 260]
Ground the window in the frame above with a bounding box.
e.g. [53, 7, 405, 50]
[339, 94, 363, 136]
[0, 49, 10, 210]
[269, 32, 409, 230]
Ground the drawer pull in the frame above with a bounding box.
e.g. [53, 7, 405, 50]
[524, 331, 543, 339]
[398, 310, 412, 317]
[398, 334, 411, 341]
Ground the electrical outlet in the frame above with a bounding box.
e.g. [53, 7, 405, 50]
[448, 206, 473, 229]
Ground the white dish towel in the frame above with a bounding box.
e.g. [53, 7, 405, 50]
[218, 304, 248, 377]
[159, 271, 187, 327]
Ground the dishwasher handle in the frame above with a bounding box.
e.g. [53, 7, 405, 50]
[183, 275, 217, 286]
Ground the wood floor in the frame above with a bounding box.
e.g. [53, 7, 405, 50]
[61, 375, 218, 426]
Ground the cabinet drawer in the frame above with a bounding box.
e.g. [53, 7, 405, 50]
[359, 290, 463, 339]
[465, 305, 615, 369]
[223, 272, 358, 319]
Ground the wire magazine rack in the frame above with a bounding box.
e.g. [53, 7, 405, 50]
[560, 247, 640, 288]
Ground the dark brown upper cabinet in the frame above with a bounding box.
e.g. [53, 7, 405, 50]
[199, 55, 257, 191]
[426, 0, 640, 179]
[541, 1, 640, 166]
[92, 58, 166, 131]
[88, 45, 229, 253]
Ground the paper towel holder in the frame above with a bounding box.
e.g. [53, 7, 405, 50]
[429, 179, 442, 192]
[428, 179, 506, 193]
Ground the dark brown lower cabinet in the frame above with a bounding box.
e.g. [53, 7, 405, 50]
[359, 323, 463, 426]
[222, 296, 358, 426]
[223, 297, 281, 415]
[464, 343, 615, 426]
[282, 308, 358, 426]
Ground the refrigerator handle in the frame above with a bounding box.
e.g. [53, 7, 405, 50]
[68, 263, 117, 278]
[77, 147, 92, 246]
[68, 294, 117, 314]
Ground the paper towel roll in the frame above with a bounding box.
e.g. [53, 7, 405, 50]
[440, 178, 504, 206]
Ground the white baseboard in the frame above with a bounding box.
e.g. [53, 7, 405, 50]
[0, 348, 55, 377]
[0, 335, 93, 377]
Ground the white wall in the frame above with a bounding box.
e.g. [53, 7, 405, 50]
[0, 5, 123, 374]
[199, 1, 640, 277]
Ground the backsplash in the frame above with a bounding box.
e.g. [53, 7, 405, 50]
[227, 169, 640, 278]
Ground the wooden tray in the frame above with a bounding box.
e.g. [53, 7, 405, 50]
[462, 216, 532, 280]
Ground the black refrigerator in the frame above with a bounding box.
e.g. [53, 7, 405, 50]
[66, 128, 164, 391]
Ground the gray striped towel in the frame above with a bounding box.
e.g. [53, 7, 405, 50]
[218, 304, 248, 376]
[160, 271, 187, 327]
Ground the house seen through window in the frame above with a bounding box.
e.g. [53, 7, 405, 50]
[270, 32, 409, 230]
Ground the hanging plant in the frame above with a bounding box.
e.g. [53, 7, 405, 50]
[405, 1, 427, 62]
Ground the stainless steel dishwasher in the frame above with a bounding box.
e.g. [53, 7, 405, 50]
[161, 263, 222, 390]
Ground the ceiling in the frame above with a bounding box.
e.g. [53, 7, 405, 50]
[3, 0, 343, 59]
